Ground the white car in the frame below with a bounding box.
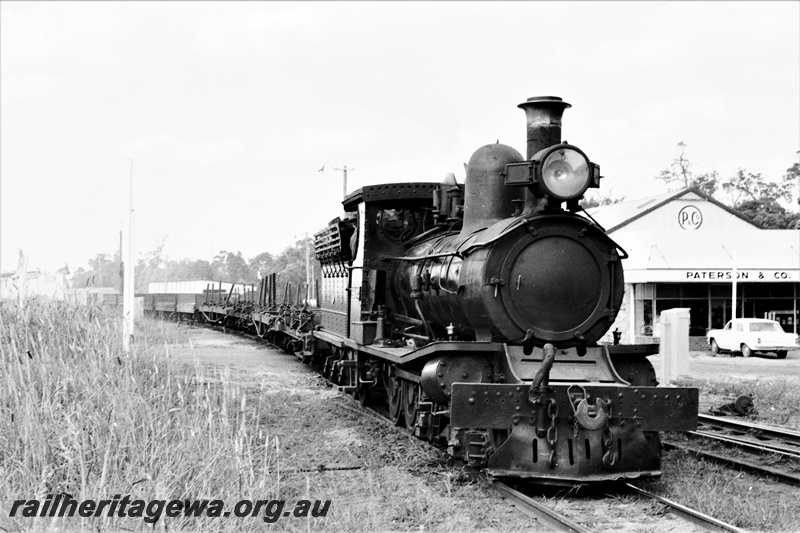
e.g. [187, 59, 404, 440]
[707, 318, 799, 359]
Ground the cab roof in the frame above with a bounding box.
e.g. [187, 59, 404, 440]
[342, 182, 439, 212]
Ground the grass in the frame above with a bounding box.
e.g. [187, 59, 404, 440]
[655, 376, 800, 531]
[642, 448, 800, 532]
[0, 299, 533, 532]
[0, 298, 283, 531]
[6, 298, 796, 531]
[674, 375, 800, 428]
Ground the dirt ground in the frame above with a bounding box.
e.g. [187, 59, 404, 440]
[170, 327, 323, 392]
[169, 327, 541, 531]
[168, 328, 797, 531]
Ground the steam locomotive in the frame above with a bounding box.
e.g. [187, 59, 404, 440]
[159, 96, 698, 484]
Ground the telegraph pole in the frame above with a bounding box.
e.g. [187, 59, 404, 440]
[332, 165, 355, 199]
[123, 159, 135, 353]
[731, 249, 737, 322]
[119, 230, 123, 293]
[305, 232, 311, 300]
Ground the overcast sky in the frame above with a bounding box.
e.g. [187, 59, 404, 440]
[2, 1, 798, 273]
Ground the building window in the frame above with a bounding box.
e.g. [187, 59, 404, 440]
[654, 284, 709, 336]
[642, 299, 653, 335]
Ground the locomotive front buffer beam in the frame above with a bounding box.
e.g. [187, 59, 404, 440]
[451, 383, 698, 483]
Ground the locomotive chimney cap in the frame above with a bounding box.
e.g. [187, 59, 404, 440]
[518, 96, 572, 109]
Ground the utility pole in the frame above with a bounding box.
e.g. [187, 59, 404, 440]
[731, 249, 737, 322]
[332, 165, 355, 199]
[123, 159, 135, 353]
[163, 235, 169, 288]
[119, 230, 123, 294]
[305, 232, 311, 301]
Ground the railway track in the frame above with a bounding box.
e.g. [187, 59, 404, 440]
[694, 414, 800, 458]
[495, 481, 745, 533]
[184, 320, 748, 531]
[663, 413, 800, 486]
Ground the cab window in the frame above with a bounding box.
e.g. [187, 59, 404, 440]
[376, 208, 419, 243]
[734, 322, 743, 332]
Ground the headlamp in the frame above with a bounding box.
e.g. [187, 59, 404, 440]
[504, 143, 600, 201]
[541, 147, 590, 200]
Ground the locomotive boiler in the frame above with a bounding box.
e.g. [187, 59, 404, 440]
[387, 97, 623, 348]
[189, 96, 699, 484]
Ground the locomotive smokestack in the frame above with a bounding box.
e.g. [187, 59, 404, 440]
[518, 96, 572, 213]
[518, 96, 571, 160]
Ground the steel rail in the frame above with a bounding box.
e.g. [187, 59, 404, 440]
[493, 482, 592, 533]
[698, 414, 800, 446]
[625, 483, 746, 533]
[689, 429, 800, 460]
[663, 440, 800, 486]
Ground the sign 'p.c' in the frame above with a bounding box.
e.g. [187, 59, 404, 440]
[678, 205, 702, 230]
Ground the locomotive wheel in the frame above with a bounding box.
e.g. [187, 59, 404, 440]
[402, 381, 419, 433]
[383, 370, 404, 426]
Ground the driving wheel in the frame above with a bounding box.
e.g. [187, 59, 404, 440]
[383, 370, 404, 426]
[402, 381, 419, 433]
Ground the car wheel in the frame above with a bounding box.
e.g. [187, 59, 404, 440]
[710, 339, 720, 356]
[741, 344, 752, 358]
[777, 350, 788, 360]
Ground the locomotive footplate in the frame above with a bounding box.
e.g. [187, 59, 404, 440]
[451, 383, 698, 482]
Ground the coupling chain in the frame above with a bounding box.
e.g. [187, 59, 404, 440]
[602, 425, 617, 468]
[546, 398, 558, 469]
[568, 384, 588, 438]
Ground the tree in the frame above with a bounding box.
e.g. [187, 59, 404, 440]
[72, 253, 121, 289]
[723, 168, 792, 205]
[212, 250, 254, 283]
[249, 251, 276, 280]
[134, 241, 168, 292]
[655, 141, 719, 196]
[168, 259, 216, 281]
[784, 161, 800, 208]
[722, 168, 799, 229]
[269, 238, 320, 288]
[690, 171, 720, 198]
[734, 199, 800, 229]
[580, 191, 626, 209]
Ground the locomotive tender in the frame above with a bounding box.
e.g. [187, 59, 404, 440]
[188, 96, 699, 484]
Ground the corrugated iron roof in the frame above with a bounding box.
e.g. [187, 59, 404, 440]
[585, 187, 761, 232]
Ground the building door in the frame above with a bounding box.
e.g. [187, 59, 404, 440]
[710, 299, 730, 330]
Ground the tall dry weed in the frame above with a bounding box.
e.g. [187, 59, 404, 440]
[0, 299, 279, 530]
